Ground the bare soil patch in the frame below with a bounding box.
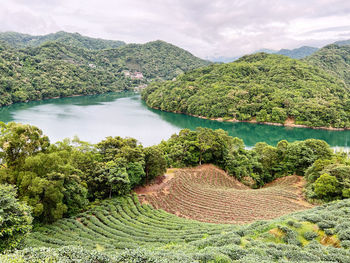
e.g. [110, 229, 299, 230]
[137, 165, 313, 224]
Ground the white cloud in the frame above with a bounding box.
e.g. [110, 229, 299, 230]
[0, 0, 350, 58]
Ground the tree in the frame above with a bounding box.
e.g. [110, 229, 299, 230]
[0, 122, 50, 167]
[0, 184, 32, 252]
[15, 151, 88, 222]
[127, 162, 145, 187]
[144, 146, 167, 183]
[104, 160, 130, 198]
[197, 128, 219, 165]
[283, 139, 333, 175]
[314, 173, 340, 199]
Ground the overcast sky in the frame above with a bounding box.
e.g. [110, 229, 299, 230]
[1, 0, 350, 58]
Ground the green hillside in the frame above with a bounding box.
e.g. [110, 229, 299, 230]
[0, 42, 131, 106]
[0, 31, 125, 50]
[142, 53, 350, 128]
[97, 40, 211, 80]
[3, 196, 350, 262]
[304, 44, 350, 88]
[0, 35, 209, 107]
[1, 123, 350, 262]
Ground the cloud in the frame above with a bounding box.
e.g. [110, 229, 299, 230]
[1, 0, 350, 58]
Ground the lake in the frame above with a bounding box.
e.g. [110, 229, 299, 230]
[1, 92, 350, 148]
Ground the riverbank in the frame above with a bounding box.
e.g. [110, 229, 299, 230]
[0, 90, 129, 108]
[151, 107, 349, 131]
[202, 116, 349, 131]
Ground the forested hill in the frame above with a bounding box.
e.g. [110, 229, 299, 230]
[0, 31, 126, 50]
[97, 40, 211, 79]
[142, 53, 350, 128]
[0, 34, 209, 107]
[304, 44, 350, 88]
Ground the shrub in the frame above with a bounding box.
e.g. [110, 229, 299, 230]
[0, 184, 32, 252]
[303, 231, 318, 241]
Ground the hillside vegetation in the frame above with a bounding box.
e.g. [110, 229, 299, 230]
[1, 124, 350, 261]
[143, 53, 350, 128]
[3, 196, 350, 262]
[0, 31, 125, 50]
[0, 32, 209, 107]
[305, 44, 350, 88]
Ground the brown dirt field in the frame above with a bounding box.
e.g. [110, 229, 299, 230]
[136, 164, 313, 224]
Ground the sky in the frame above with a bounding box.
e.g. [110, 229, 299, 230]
[1, 0, 350, 59]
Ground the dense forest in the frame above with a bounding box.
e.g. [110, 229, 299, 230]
[143, 53, 350, 128]
[0, 31, 126, 50]
[0, 32, 209, 107]
[1, 124, 350, 261]
[305, 44, 350, 88]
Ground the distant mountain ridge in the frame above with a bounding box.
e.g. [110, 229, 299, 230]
[0, 31, 126, 50]
[334, 39, 350, 46]
[210, 46, 318, 62]
[275, 46, 319, 59]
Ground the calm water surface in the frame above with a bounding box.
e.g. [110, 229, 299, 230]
[1, 92, 350, 147]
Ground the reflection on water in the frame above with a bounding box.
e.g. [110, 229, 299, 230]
[1, 92, 350, 148]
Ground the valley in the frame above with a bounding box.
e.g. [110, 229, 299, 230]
[1, 29, 350, 263]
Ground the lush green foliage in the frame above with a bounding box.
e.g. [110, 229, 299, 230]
[0, 122, 167, 223]
[160, 128, 333, 188]
[24, 195, 231, 252]
[0, 184, 32, 252]
[305, 156, 350, 201]
[143, 53, 350, 128]
[101, 40, 210, 80]
[1, 124, 350, 261]
[0, 33, 209, 107]
[144, 146, 167, 183]
[0, 42, 133, 106]
[0, 31, 126, 50]
[3, 196, 350, 262]
[305, 44, 350, 89]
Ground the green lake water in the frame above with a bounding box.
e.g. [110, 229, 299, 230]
[1, 92, 350, 148]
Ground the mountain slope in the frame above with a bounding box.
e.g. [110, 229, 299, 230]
[304, 44, 350, 88]
[95, 40, 211, 80]
[276, 46, 318, 59]
[142, 53, 350, 128]
[0, 31, 125, 50]
[334, 39, 350, 46]
[7, 195, 350, 262]
[0, 36, 209, 107]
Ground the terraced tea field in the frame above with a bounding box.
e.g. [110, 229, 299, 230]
[137, 165, 313, 223]
[26, 195, 234, 252]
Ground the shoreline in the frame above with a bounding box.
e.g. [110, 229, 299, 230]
[0, 90, 128, 108]
[152, 107, 350, 131]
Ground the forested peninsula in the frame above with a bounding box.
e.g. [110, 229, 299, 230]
[142, 52, 350, 129]
[0, 32, 210, 107]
